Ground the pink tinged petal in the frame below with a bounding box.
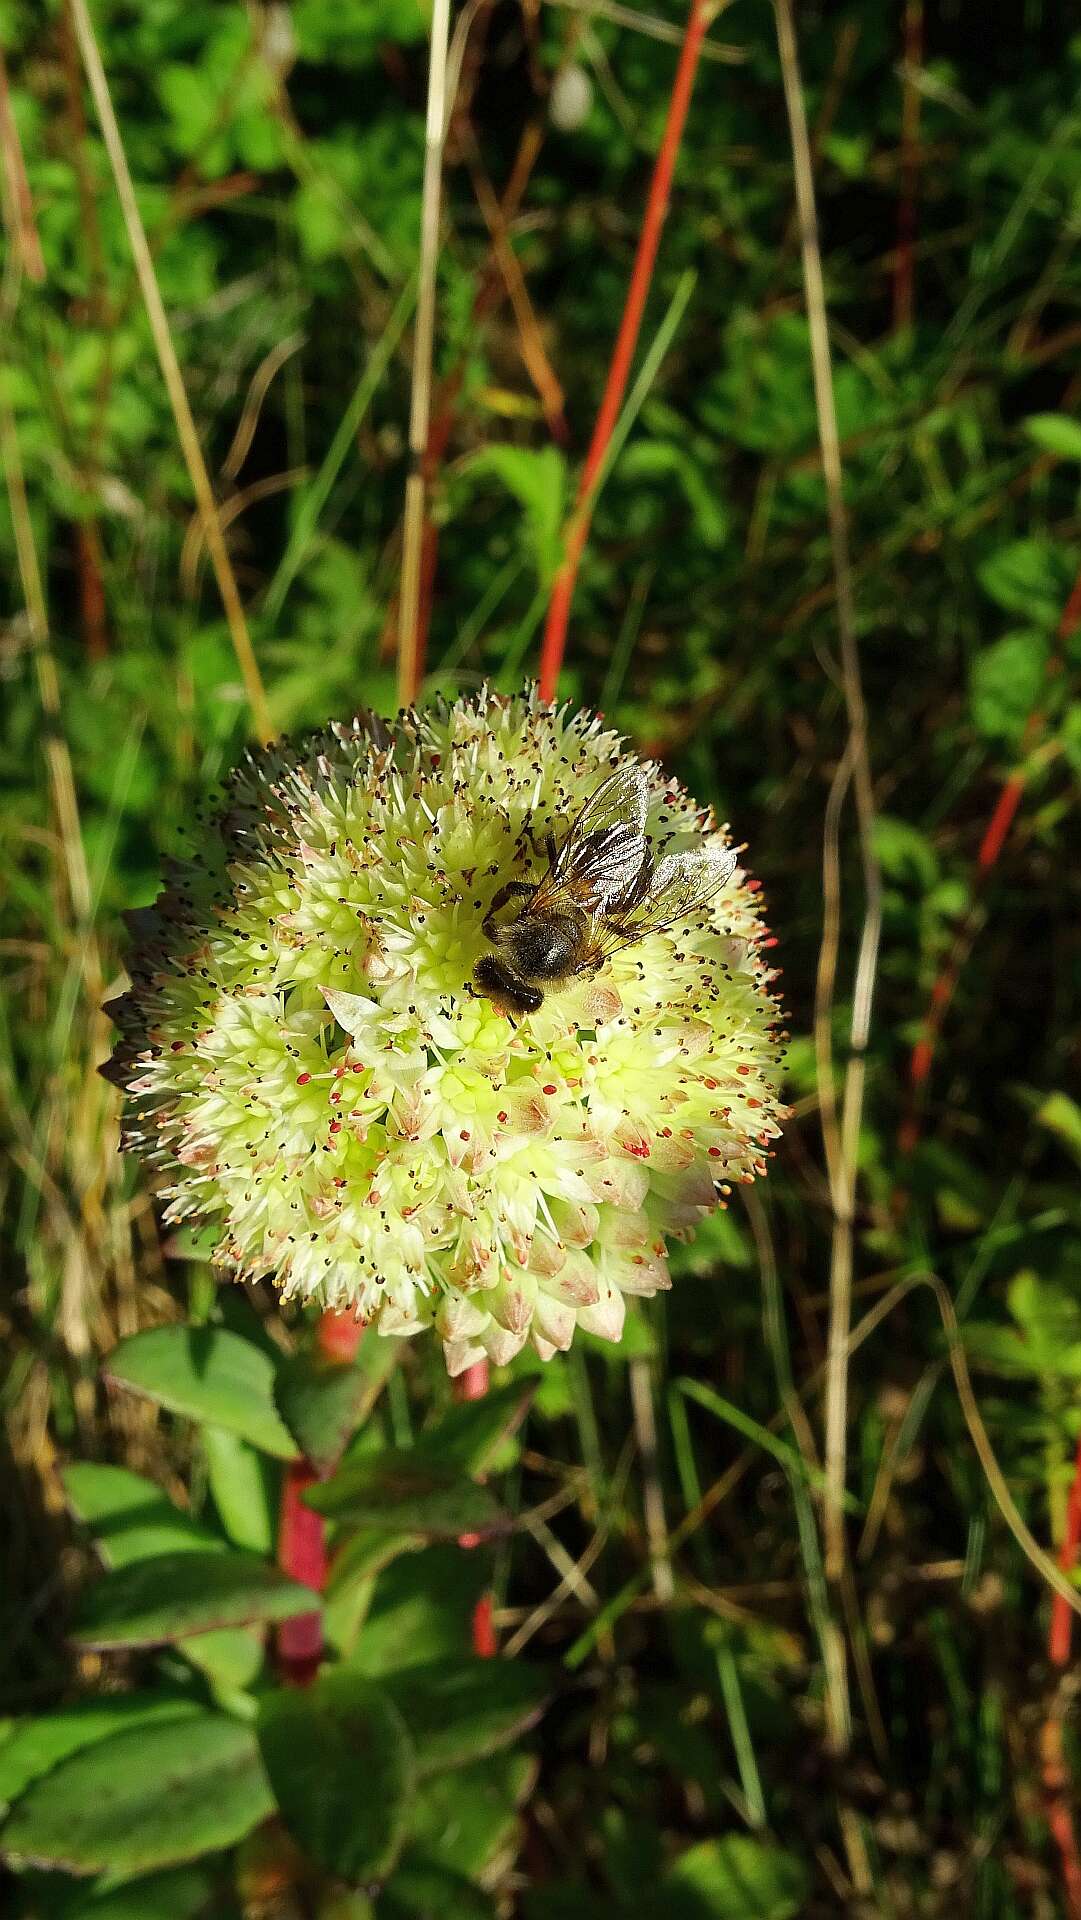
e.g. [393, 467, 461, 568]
[611, 1254, 671, 1296]
[483, 1323, 530, 1366]
[321, 985, 380, 1037]
[546, 1254, 601, 1309]
[444, 1336, 489, 1378]
[614, 1118, 652, 1161]
[549, 1198, 599, 1248]
[581, 981, 622, 1023]
[533, 1293, 576, 1351]
[492, 1285, 534, 1336]
[577, 1284, 626, 1343]
[438, 1293, 491, 1341]
[526, 1236, 567, 1280]
[649, 1131, 696, 1173]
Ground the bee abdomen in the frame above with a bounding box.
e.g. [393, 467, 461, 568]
[473, 956, 544, 1015]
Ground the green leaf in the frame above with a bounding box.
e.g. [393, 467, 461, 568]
[2, 1714, 273, 1875]
[0, 1697, 202, 1807]
[71, 1550, 319, 1648]
[69, 1865, 217, 1919]
[258, 1670, 415, 1883]
[977, 540, 1062, 624]
[969, 631, 1048, 743]
[178, 1626, 265, 1694]
[381, 1854, 499, 1918]
[275, 1343, 394, 1475]
[1023, 412, 1081, 460]
[406, 1751, 535, 1883]
[61, 1464, 223, 1568]
[460, 445, 567, 585]
[1034, 1090, 1081, 1166]
[344, 1545, 490, 1676]
[386, 1658, 549, 1775]
[305, 1450, 509, 1538]
[413, 1383, 534, 1476]
[105, 1327, 298, 1459]
[202, 1425, 276, 1554]
[660, 1836, 809, 1919]
[872, 814, 938, 888]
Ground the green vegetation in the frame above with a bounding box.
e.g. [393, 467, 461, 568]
[2, 2, 1080, 1916]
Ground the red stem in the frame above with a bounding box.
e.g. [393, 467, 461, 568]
[891, 0, 923, 333]
[276, 1461, 327, 1686]
[454, 1356, 494, 1656]
[275, 1310, 365, 1684]
[1049, 1431, 1081, 1670]
[538, 0, 710, 702]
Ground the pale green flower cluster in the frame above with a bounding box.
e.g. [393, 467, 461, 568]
[106, 689, 786, 1374]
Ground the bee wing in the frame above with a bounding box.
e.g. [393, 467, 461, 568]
[597, 844, 739, 952]
[558, 764, 649, 853]
[540, 765, 650, 911]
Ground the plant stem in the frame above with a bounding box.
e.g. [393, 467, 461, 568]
[538, 0, 713, 701]
[275, 1462, 326, 1686]
[774, 0, 882, 1756]
[398, 0, 453, 707]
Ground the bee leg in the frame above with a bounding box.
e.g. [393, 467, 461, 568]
[545, 832, 558, 867]
[482, 878, 535, 938]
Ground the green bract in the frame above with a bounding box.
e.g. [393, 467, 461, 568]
[105, 689, 785, 1372]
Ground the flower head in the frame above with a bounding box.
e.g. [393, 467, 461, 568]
[105, 689, 786, 1373]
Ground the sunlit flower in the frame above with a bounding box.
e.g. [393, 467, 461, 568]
[105, 688, 786, 1373]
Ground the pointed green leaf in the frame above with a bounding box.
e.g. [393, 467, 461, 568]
[71, 1551, 319, 1649]
[381, 1854, 499, 1918]
[406, 1751, 535, 1883]
[69, 1865, 217, 1919]
[305, 1451, 508, 1538]
[275, 1345, 391, 1474]
[61, 1464, 222, 1568]
[258, 1670, 415, 1883]
[104, 1327, 298, 1459]
[660, 1836, 809, 1919]
[2, 1714, 273, 1875]
[1023, 413, 1081, 461]
[0, 1696, 202, 1807]
[202, 1426, 276, 1554]
[386, 1658, 549, 1775]
[178, 1626, 265, 1693]
[344, 1544, 489, 1676]
[413, 1383, 534, 1476]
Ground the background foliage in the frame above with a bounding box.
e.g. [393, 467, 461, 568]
[2, 0, 1081, 1915]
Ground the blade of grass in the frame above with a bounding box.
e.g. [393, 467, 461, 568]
[773, 0, 883, 1754]
[675, 1379, 860, 1514]
[261, 280, 416, 626]
[398, 0, 453, 707]
[715, 1641, 767, 1829]
[538, 0, 720, 699]
[68, 0, 272, 744]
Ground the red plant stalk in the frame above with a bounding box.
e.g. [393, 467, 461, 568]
[1049, 1431, 1081, 1670]
[892, 0, 923, 333]
[1044, 1430, 1081, 1919]
[275, 1309, 365, 1684]
[455, 1354, 495, 1656]
[538, 0, 711, 702]
[276, 1462, 327, 1686]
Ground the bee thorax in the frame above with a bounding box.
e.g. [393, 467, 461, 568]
[497, 911, 582, 982]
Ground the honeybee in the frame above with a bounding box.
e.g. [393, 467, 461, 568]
[473, 765, 738, 1016]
